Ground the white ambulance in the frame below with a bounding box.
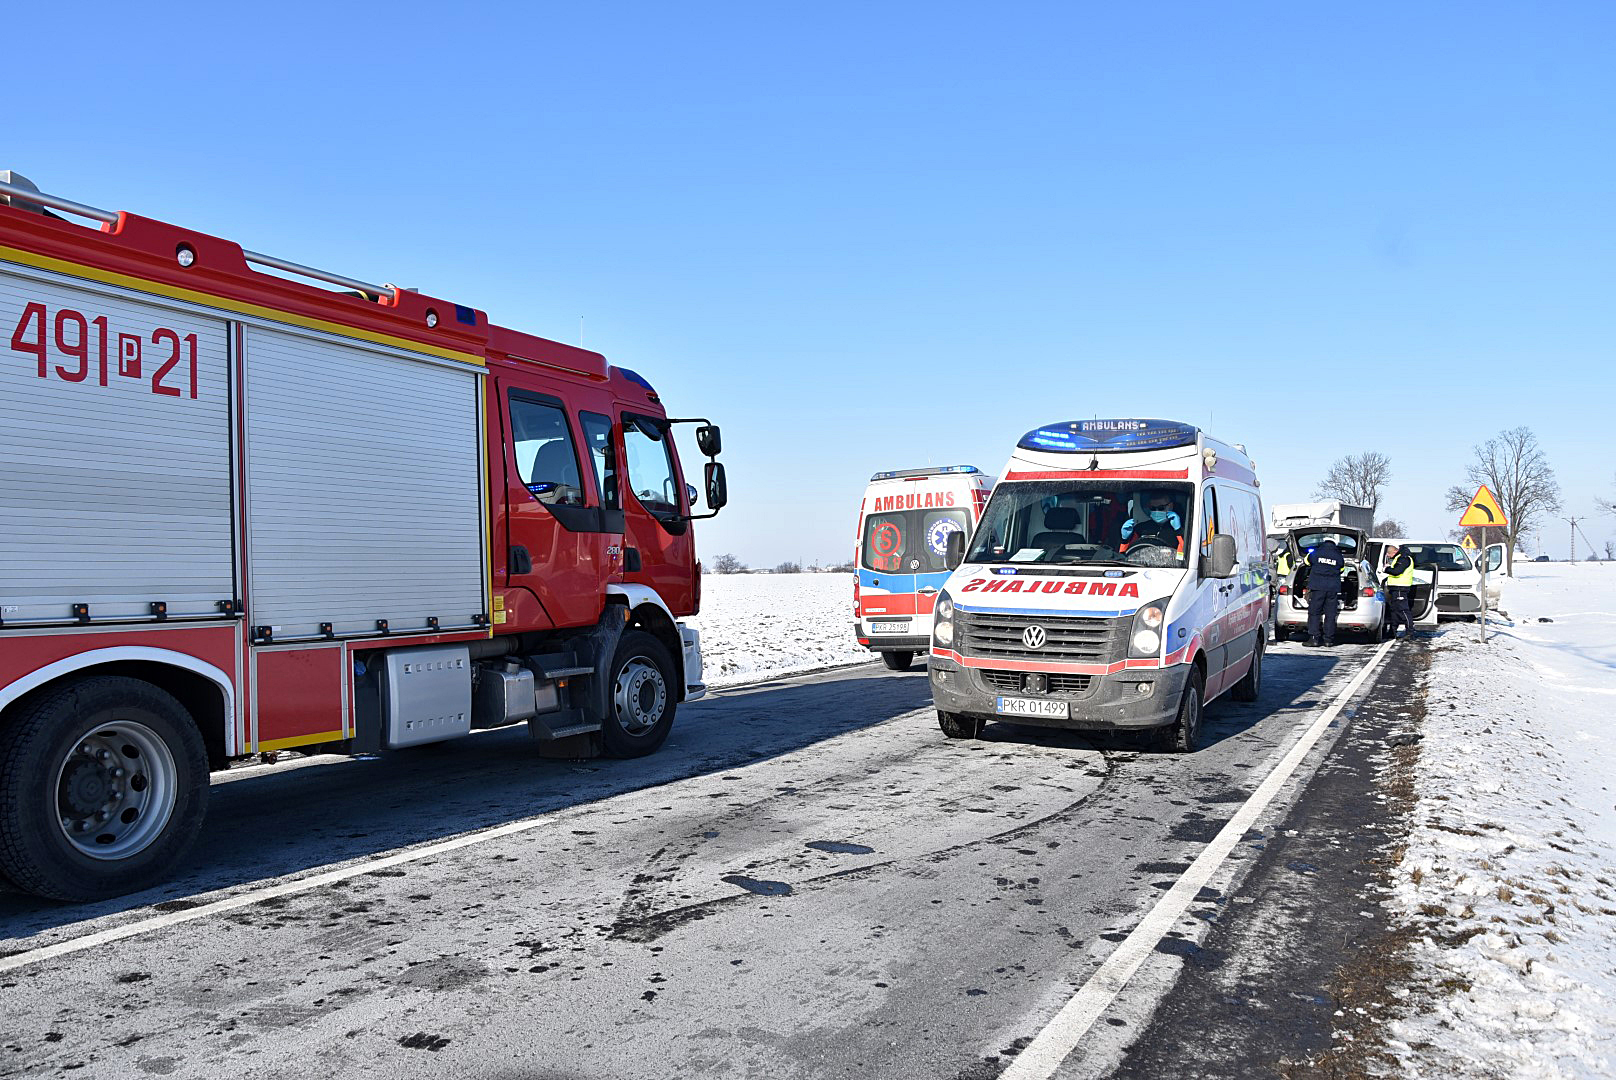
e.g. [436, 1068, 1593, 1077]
[855, 466, 993, 671]
[928, 420, 1267, 751]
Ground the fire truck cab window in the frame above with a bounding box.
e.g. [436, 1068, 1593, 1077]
[510, 399, 586, 507]
[623, 415, 682, 519]
[579, 412, 619, 512]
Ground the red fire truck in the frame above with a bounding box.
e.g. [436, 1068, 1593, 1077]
[0, 172, 727, 901]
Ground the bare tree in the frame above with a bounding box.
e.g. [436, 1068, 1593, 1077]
[1371, 518, 1406, 538]
[709, 553, 746, 574]
[774, 560, 802, 575]
[1313, 452, 1392, 526]
[1443, 427, 1561, 576]
[1605, 539, 1616, 561]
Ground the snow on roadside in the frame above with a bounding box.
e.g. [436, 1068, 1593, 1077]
[690, 573, 877, 688]
[1386, 564, 1616, 1078]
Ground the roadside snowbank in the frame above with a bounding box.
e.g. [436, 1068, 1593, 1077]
[1387, 564, 1616, 1078]
[691, 573, 874, 688]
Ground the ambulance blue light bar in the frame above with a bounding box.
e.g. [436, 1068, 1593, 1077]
[870, 465, 981, 481]
[1017, 419, 1199, 454]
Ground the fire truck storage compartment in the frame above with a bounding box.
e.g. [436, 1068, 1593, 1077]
[242, 324, 486, 640]
[380, 644, 472, 748]
[0, 261, 236, 624]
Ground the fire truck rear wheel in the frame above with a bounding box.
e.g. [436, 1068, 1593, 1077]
[0, 676, 209, 902]
[602, 632, 677, 758]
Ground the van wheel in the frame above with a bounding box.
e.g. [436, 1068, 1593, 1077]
[601, 631, 677, 758]
[881, 651, 914, 672]
[0, 676, 209, 901]
[1153, 670, 1205, 754]
[938, 712, 980, 740]
[1232, 638, 1262, 702]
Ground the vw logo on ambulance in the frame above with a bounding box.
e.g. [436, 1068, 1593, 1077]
[1021, 625, 1047, 649]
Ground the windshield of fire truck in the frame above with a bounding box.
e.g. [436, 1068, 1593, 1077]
[964, 480, 1195, 568]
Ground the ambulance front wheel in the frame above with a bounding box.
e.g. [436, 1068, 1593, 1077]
[881, 651, 914, 672]
[0, 675, 210, 901]
[938, 711, 980, 740]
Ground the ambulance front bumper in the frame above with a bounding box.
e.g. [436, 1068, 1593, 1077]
[927, 655, 1189, 731]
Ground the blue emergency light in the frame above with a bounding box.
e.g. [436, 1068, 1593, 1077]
[1017, 419, 1199, 454]
[869, 465, 982, 481]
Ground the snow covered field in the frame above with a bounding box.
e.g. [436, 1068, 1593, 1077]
[1388, 564, 1616, 1077]
[691, 572, 874, 688]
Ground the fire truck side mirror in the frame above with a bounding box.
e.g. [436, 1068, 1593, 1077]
[696, 424, 722, 457]
[945, 530, 966, 570]
[704, 462, 728, 511]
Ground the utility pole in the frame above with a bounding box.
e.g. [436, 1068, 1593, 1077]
[1565, 516, 1580, 563]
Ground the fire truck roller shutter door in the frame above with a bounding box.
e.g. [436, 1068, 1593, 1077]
[243, 325, 486, 639]
[0, 265, 235, 622]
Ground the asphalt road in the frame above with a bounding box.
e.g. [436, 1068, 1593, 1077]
[0, 641, 1396, 1079]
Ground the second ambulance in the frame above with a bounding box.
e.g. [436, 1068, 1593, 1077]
[855, 466, 993, 670]
[928, 420, 1267, 752]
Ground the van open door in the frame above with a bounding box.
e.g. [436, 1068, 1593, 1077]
[1408, 568, 1438, 623]
[1483, 544, 1505, 606]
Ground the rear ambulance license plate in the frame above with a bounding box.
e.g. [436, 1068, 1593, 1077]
[873, 620, 912, 634]
[995, 697, 1070, 719]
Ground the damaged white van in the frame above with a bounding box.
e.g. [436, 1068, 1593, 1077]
[928, 419, 1268, 752]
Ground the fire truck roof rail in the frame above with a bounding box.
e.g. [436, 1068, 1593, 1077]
[1, 172, 398, 301]
[0, 173, 118, 224]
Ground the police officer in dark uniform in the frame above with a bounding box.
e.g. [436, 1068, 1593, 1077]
[1382, 543, 1417, 638]
[1304, 538, 1344, 647]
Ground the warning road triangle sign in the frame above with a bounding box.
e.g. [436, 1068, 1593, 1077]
[1460, 534, 1477, 551]
[1458, 484, 1508, 528]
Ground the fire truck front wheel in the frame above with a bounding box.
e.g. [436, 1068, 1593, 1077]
[0, 676, 209, 901]
[602, 632, 677, 758]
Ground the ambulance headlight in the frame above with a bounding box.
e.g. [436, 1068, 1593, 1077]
[1129, 598, 1170, 658]
[933, 591, 954, 647]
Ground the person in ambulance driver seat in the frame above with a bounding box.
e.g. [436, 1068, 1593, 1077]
[1120, 493, 1184, 553]
[1303, 537, 1344, 647]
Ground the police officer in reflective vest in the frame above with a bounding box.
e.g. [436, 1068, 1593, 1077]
[1382, 543, 1417, 638]
[1273, 548, 1294, 580]
[1303, 538, 1344, 647]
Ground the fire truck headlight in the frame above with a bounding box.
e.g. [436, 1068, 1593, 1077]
[175, 244, 196, 268]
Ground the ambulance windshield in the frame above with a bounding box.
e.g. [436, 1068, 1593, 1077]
[965, 481, 1195, 568]
[863, 507, 970, 574]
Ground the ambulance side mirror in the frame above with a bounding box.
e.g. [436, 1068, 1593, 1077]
[1205, 534, 1238, 578]
[945, 531, 966, 570]
[704, 462, 728, 511]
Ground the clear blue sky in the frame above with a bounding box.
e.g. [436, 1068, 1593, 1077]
[12, 1, 1614, 563]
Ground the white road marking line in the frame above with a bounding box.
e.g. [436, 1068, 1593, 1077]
[0, 812, 561, 975]
[999, 638, 1399, 1080]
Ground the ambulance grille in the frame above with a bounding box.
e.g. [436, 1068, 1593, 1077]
[979, 670, 1094, 695]
[956, 611, 1122, 664]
